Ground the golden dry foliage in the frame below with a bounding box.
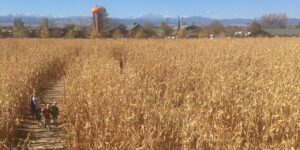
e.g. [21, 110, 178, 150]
[0, 39, 78, 148]
[63, 39, 300, 149]
[1, 38, 300, 149]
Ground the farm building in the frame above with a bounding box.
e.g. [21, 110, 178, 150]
[127, 23, 142, 37]
[258, 29, 300, 37]
[170, 25, 201, 38]
[106, 24, 128, 38]
[181, 25, 200, 38]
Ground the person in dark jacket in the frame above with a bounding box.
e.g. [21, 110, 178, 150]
[32, 90, 42, 125]
[30, 93, 36, 119]
[51, 102, 59, 126]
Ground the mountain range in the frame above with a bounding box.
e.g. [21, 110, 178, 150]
[1, 14, 300, 27]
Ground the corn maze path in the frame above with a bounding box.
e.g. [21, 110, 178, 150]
[16, 78, 70, 150]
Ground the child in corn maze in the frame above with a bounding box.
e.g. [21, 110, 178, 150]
[43, 104, 52, 129]
[51, 102, 59, 126]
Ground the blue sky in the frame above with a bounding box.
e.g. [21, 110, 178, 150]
[1, 0, 300, 18]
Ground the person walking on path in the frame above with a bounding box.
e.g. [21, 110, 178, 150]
[30, 90, 36, 119]
[43, 104, 52, 129]
[51, 102, 59, 126]
[32, 90, 42, 125]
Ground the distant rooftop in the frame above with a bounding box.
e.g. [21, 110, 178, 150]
[262, 29, 300, 36]
[127, 23, 141, 31]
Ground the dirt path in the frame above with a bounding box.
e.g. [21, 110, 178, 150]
[16, 78, 70, 150]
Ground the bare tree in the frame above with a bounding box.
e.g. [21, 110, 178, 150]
[296, 23, 300, 29]
[249, 21, 261, 31]
[199, 20, 226, 37]
[100, 7, 110, 31]
[39, 18, 50, 38]
[260, 13, 288, 28]
[51, 28, 63, 38]
[13, 18, 29, 38]
[160, 21, 172, 38]
[177, 28, 186, 38]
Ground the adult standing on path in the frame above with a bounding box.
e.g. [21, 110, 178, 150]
[31, 90, 42, 125]
[30, 90, 36, 119]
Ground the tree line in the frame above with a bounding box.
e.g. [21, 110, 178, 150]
[3, 18, 91, 38]
[1, 13, 299, 39]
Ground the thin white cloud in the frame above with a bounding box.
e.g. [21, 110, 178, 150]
[205, 10, 212, 14]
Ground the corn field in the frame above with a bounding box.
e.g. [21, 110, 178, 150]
[0, 39, 78, 149]
[1, 38, 300, 149]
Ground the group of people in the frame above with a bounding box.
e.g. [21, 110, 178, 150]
[30, 90, 59, 129]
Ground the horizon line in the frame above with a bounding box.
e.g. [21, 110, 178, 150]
[2, 13, 300, 20]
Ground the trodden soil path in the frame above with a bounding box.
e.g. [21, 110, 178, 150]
[16, 78, 70, 150]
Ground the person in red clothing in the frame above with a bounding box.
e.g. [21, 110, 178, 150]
[43, 104, 52, 129]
